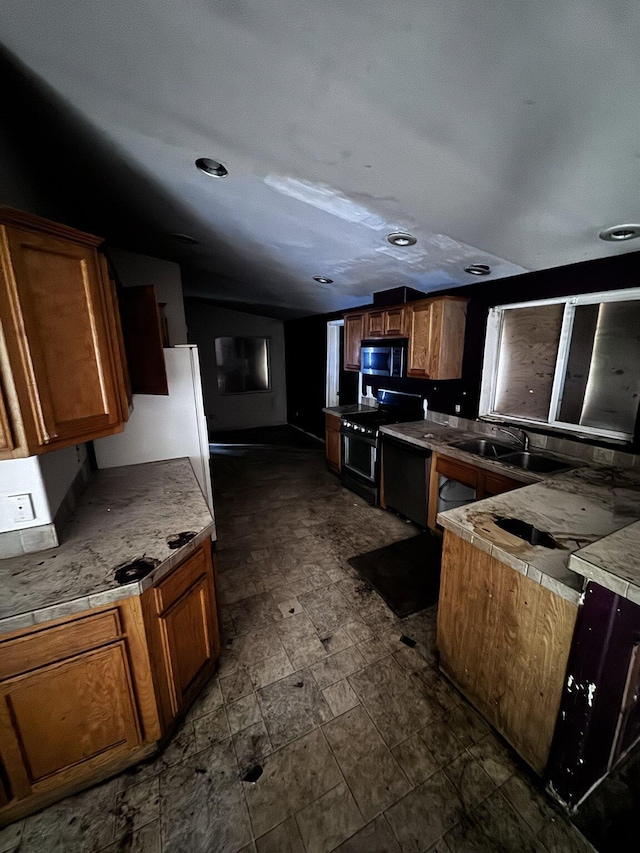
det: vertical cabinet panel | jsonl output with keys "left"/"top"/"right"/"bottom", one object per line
{"left": 161, "top": 577, "right": 213, "bottom": 714}
{"left": 437, "top": 532, "right": 577, "bottom": 774}
{"left": 344, "top": 313, "right": 365, "bottom": 371}
{"left": 149, "top": 543, "right": 220, "bottom": 724}
{"left": 325, "top": 413, "right": 341, "bottom": 473}
{"left": 119, "top": 286, "right": 168, "bottom": 396}
{"left": 408, "top": 301, "right": 440, "bottom": 377}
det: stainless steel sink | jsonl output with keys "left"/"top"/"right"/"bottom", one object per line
{"left": 500, "top": 451, "right": 571, "bottom": 473}
{"left": 451, "top": 439, "right": 516, "bottom": 458}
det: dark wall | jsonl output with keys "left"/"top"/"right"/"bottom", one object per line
{"left": 286, "top": 251, "right": 640, "bottom": 443}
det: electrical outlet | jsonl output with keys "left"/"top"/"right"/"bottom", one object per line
{"left": 8, "top": 494, "right": 35, "bottom": 523}
{"left": 455, "top": 404, "right": 461, "bottom": 413}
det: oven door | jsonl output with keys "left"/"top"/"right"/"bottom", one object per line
{"left": 342, "top": 430, "right": 377, "bottom": 483}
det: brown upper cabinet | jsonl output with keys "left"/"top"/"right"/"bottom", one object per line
{"left": 0, "top": 209, "right": 130, "bottom": 458}
{"left": 344, "top": 296, "right": 467, "bottom": 378}
{"left": 407, "top": 297, "right": 467, "bottom": 379}
{"left": 344, "top": 312, "right": 365, "bottom": 371}
{"left": 365, "top": 306, "right": 408, "bottom": 339}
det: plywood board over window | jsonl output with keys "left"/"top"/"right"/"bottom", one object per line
{"left": 480, "top": 287, "right": 640, "bottom": 443}
{"left": 494, "top": 304, "right": 564, "bottom": 421}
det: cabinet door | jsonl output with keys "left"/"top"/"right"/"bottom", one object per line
{"left": 0, "top": 643, "right": 141, "bottom": 797}
{"left": 407, "top": 301, "right": 440, "bottom": 377}
{"left": 344, "top": 314, "right": 365, "bottom": 371}
{"left": 325, "top": 415, "right": 341, "bottom": 472}
{"left": 151, "top": 544, "right": 220, "bottom": 721}
{"left": 366, "top": 311, "right": 385, "bottom": 338}
{"left": 384, "top": 306, "right": 407, "bottom": 337}
{"left": 0, "top": 226, "right": 123, "bottom": 448}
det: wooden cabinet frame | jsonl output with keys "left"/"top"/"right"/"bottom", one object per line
{"left": 325, "top": 412, "right": 341, "bottom": 473}
{"left": 427, "top": 451, "right": 525, "bottom": 530}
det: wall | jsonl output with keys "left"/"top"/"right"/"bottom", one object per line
{"left": 184, "top": 300, "right": 287, "bottom": 433}
{"left": 108, "top": 248, "right": 188, "bottom": 346}
{"left": 93, "top": 346, "right": 212, "bottom": 509}
{"left": 0, "top": 457, "right": 49, "bottom": 532}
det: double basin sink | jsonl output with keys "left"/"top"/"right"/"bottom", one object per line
{"left": 451, "top": 438, "right": 571, "bottom": 474}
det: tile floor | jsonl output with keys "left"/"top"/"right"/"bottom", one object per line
{"left": 0, "top": 434, "right": 598, "bottom": 853}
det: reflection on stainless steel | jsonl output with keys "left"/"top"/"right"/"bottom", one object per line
{"left": 214, "top": 336, "right": 271, "bottom": 394}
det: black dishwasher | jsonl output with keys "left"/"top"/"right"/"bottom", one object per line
{"left": 382, "top": 437, "right": 431, "bottom": 527}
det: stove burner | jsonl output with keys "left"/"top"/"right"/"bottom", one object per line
{"left": 167, "top": 531, "right": 197, "bottom": 550}
{"left": 114, "top": 557, "right": 160, "bottom": 585}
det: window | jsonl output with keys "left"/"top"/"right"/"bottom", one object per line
{"left": 479, "top": 288, "right": 640, "bottom": 442}
{"left": 214, "top": 336, "right": 271, "bottom": 395}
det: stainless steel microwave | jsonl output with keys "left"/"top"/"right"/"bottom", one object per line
{"left": 360, "top": 339, "right": 407, "bottom": 377}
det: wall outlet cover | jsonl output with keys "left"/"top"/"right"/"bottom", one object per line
{"left": 8, "top": 493, "right": 35, "bottom": 523}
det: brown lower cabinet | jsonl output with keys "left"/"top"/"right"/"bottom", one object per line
{"left": 427, "top": 452, "right": 525, "bottom": 530}
{"left": 437, "top": 532, "right": 578, "bottom": 775}
{"left": 325, "top": 412, "right": 341, "bottom": 473}
{"left": 0, "top": 541, "right": 219, "bottom": 825}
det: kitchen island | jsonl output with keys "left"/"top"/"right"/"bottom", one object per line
{"left": 0, "top": 458, "right": 220, "bottom": 825}
{"left": 379, "top": 418, "right": 640, "bottom": 788}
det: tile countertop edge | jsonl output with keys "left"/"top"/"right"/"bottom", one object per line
{"left": 0, "top": 523, "right": 217, "bottom": 636}
{"left": 322, "top": 404, "right": 377, "bottom": 416}
{"left": 437, "top": 514, "right": 583, "bottom": 605}
{"left": 0, "top": 458, "right": 217, "bottom": 636}
{"left": 568, "top": 520, "right": 640, "bottom": 603}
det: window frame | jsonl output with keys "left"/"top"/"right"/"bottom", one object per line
{"left": 479, "top": 287, "right": 640, "bottom": 443}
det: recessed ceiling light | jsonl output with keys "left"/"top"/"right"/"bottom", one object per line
{"left": 170, "top": 233, "right": 199, "bottom": 245}
{"left": 387, "top": 232, "right": 417, "bottom": 247}
{"left": 195, "top": 157, "right": 228, "bottom": 178}
{"left": 598, "top": 224, "right": 640, "bottom": 242}
{"left": 313, "top": 276, "right": 333, "bottom": 284}
{"left": 464, "top": 263, "right": 491, "bottom": 276}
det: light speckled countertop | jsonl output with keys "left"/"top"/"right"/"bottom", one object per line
{"left": 322, "top": 404, "right": 377, "bottom": 416}
{"left": 569, "top": 521, "right": 640, "bottom": 605}
{"left": 0, "top": 458, "right": 216, "bottom": 634}
{"left": 381, "top": 419, "right": 640, "bottom": 605}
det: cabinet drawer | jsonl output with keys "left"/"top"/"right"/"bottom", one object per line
{"left": 155, "top": 545, "right": 208, "bottom": 614}
{"left": 0, "top": 609, "right": 122, "bottom": 681}
{"left": 435, "top": 456, "right": 478, "bottom": 489}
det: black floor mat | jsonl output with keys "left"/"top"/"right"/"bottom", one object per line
{"left": 348, "top": 532, "right": 442, "bottom": 618}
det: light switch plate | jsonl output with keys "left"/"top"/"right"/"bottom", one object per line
{"left": 8, "top": 493, "right": 35, "bottom": 523}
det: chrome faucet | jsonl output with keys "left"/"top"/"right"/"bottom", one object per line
{"left": 496, "top": 426, "right": 530, "bottom": 452}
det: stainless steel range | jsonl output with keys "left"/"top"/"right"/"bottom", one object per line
{"left": 340, "top": 389, "right": 422, "bottom": 504}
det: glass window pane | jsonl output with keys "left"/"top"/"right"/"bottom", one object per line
{"left": 494, "top": 304, "right": 564, "bottom": 420}
{"left": 214, "top": 337, "right": 271, "bottom": 394}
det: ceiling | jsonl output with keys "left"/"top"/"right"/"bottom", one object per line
{"left": 1, "top": 1, "right": 640, "bottom": 317}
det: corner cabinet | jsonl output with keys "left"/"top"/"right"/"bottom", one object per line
{"left": 0, "top": 541, "right": 220, "bottom": 825}
{"left": 344, "top": 297, "right": 467, "bottom": 378}
{"left": 0, "top": 209, "right": 129, "bottom": 458}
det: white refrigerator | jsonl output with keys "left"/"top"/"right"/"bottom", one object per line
{"left": 93, "top": 344, "right": 213, "bottom": 510}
